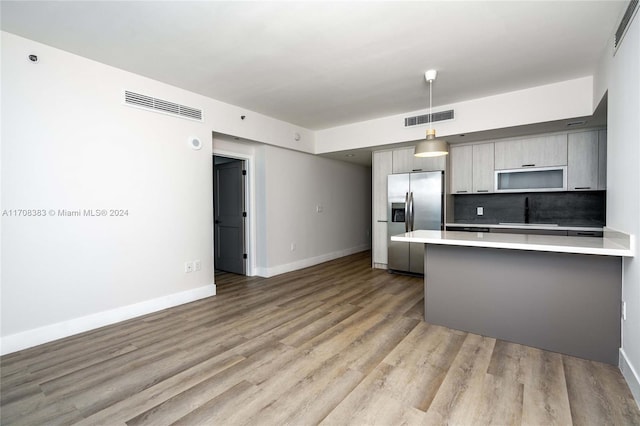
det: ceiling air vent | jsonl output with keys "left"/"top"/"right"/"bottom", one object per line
{"left": 124, "top": 91, "right": 203, "bottom": 121}
{"left": 614, "top": 0, "right": 639, "bottom": 53}
{"left": 404, "top": 109, "right": 454, "bottom": 127}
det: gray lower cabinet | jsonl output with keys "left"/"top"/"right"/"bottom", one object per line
{"left": 424, "top": 244, "right": 622, "bottom": 364}
{"left": 490, "top": 228, "right": 568, "bottom": 236}
{"left": 373, "top": 221, "right": 388, "bottom": 265}
{"left": 446, "top": 227, "right": 602, "bottom": 237}
{"left": 567, "top": 230, "right": 603, "bottom": 237}
{"left": 446, "top": 226, "right": 491, "bottom": 232}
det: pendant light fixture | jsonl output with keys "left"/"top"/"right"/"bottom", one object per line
{"left": 414, "top": 70, "right": 449, "bottom": 157}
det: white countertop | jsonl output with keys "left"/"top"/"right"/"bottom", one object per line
{"left": 391, "top": 228, "right": 635, "bottom": 257}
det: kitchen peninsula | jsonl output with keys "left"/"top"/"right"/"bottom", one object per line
{"left": 391, "top": 229, "right": 635, "bottom": 365}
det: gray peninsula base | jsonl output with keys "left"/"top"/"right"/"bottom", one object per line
{"left": 424, "top": 244, "right": 622, "bottom": 365}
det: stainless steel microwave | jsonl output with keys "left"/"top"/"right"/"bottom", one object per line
{"left": 495, "top": 166, "right": 567, "bottom": 192}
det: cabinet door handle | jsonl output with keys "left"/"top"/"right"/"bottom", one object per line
{"left": 377, "top": 220, "right": 388, "bottom": 223}
{"left": 456, "top": 190, "right": 468, "bottom": 193}
{"left": 574, "top": 187, "right": 591, "bottom": 190}
{"left": 476, "top": 190, "right": 489, "bottom": 193}
{"left": 522, "top": 164, "right": 536, "bottom": 167}
{"left": 412, "top": 169, "right": 423, "bottom": 172}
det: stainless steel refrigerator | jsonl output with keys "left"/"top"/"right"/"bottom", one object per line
{"left": 387, "top": 171, "right": 444, "bottom": 274}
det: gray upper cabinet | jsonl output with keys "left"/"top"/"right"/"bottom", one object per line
{"left": 450, "top": 145, "right": 472, "bottom": 194}
{"left": 598, "top": 130, "right": 607, "bottom": 190}
{"left": 392, "top": 148, "right": 415, "bottom": 174}
{"left": 392, "top": 147, "right": 446, "bottom": 173}
{"left": 450, "top": 142, "right": 494, "bottom": 194}
{"left": 494, "top": 134, "right": 567, "bottom": 170}
{"left": 568, "top": 131, "right": 598, "bottom": 191}
{"left": 373, "top": 150, "right": 393, "bottom": 220}
{"left": 472, "top": 143, "right": 494, "bottom": 193}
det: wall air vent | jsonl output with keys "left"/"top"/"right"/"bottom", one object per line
{"left": 614, "top": 0, "right": 639, "bottom": 53}
{"left": 124, "top": 91, "right": 203, "bottom": 121}
{"left": 404, "top": 109, "right": 454, "bottom": 127}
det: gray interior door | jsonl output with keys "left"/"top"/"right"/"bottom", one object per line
{"left": 213, "top": 158, "right": 246, "bottom": 274}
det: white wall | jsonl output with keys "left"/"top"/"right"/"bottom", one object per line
{"left": 0, "top": 32, "right": 352, "bottom": 354}
{"left": 315, "top": 77, "right": 594, "bottom": 153}
{"left": 210, "top": 136, "right": 371, "bottom": 278}
{"left": 0, "top": 32, "right": 218, "bottom": 352}
{"left": 258, "top": 145, "right": 371, "bottom": 277}
{"left": 598, "top": 13, "right": 640, "bottom": 402}
{"left": 1, "top": 32, "right": 372, "bottom": 353}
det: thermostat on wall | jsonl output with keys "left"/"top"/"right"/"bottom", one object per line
{"left": 189, "top": 137, "right": 202, "bottom": 150}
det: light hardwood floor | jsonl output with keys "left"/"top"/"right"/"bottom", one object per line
{"left": 1, "top": 251, "right": 639, "bottom": 425}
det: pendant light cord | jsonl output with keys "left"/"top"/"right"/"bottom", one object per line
{"left": 429, "top": 79, "right": 433, "bottom": 132}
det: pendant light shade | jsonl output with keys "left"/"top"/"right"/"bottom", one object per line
{"left": 415, "top": 70, "right": 448, "bottom": 158}
{"left": 415, "top": 129, "right": 449, "bottom": 157}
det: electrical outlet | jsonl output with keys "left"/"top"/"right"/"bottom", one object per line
{"left": 194, "top": 260, "right": 202, "bottom": 271}
{"left": 290, "top": 242, "right": 296, "bottom": 252}
{"left": 316, "top": 204, "right": 323, "bottom": 213}
{"left": 477, "top": 207, "right": 484, "bottom": 216}
{"left": 184, "top": 262, "right": 193, "bottom": 273}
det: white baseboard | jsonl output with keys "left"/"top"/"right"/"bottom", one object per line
{"left": 0, "top": 284, "right": 216, "bottom": 356}
{"left": 620, "top": 348, "right": 640, "bottom": 409}
{"left": 255, "top": 244, "right": 371, "bottom": 278}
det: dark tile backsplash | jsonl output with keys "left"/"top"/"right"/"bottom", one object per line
{"left": 453, "top": 191, "right": 606, "bottom": 227}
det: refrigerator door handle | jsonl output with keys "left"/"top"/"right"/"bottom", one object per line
{"left": 404, "top": 192, "right": 409, "bottom": 232}
{"left": 409, "top": 192, "right": 415, "bottom": 231}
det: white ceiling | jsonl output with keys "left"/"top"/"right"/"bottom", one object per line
{"left": 1, "top": 1, "right": 626, "bottom": 131}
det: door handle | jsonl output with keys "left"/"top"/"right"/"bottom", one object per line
{"left": 409, "top": 192, "right": 415, "bottom": 231}
{"left": 404, "top": 192, "right": 409, "bottom": 232}
{"left": 215, "top": 220, "right": 221, "bottom": 224}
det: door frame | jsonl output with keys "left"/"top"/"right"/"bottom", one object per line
{"left": 212, "top": 149, "right": 255, "bottom": 276}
